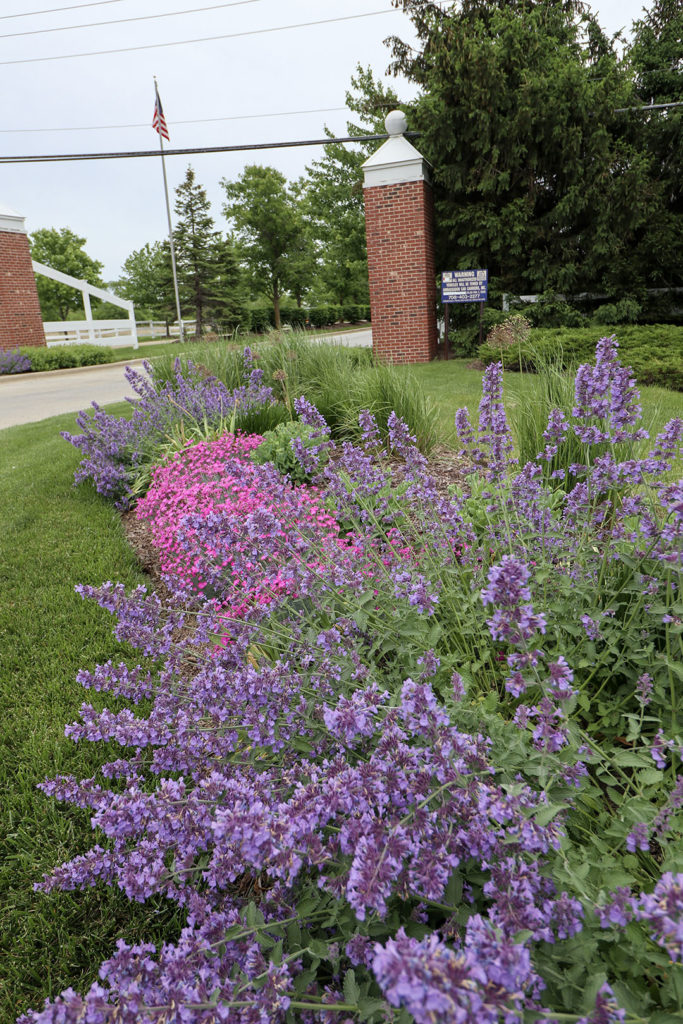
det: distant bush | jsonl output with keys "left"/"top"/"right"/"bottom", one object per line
{"left": 307, "top": 305, "right": 341, "bottom": 328}
{"left": 283, "top": 307, "right": 307, "bottom": 329}
{"left": 522, "top": 292, "right": 587, "bottom": 328}
{"left": 0, "top": 349, "right": 31, "bottom": 374}
{"left": 19, "top": 344, "right": 120, "bottom": 371}
{"left": 479, "top": 325, "right": 683, "bottom": 390}
{"left": 341, "top": 303, "right": 360, "bottom": 323}
{"left": 592, "top": 297, "right": 642, "bottom": 325}
{"left": 248, "top": 308, "right": 275, "bottom": 334}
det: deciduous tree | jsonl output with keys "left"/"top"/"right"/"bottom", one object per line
{"left": 30, "top": 227, "right": 103, "bottom": 321}
{"left": 221, "top": 165, "right": 311, "bottom": 328}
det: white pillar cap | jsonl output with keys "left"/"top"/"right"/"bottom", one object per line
{"left": 0, "top": 203, "right": 27, "bottom": 234}
{"left": 362, "top": 110, "right": 431, "bottom": 188}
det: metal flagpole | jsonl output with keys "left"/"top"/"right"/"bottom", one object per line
{"left": 154, "top": 77, "right": 184, "bottom": 343}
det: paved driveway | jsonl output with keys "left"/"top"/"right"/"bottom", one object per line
{"left": 0, "top": 360, "right": 149, "bottom": 431}
{"left": 0, "top": 330, "right": 373, "bottom": 430}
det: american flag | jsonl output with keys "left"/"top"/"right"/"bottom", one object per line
{"left": 152, "top": 88, "right": 170, "bottom": 142}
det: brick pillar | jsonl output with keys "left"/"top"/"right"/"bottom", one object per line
{"left": 362, "top": 111, "right": 437, "bottom": 364}
{"left": 0, "top": 204, "right": 46, "bottom": 352}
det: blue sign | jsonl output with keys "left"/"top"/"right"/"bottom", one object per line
{"left": 441, "top": 269, "right": 488, "bottom": 303}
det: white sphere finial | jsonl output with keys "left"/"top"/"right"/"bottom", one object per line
{"left": 385, "top": 110, "right": 408, "bottom": 137}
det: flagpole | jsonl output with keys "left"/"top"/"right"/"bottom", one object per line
{"left": 154, "top": 77, "right": 184, "bottom": 343}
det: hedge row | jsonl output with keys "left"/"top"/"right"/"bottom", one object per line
{"left": 11, "top": 344, "right": 121, "bottom": 374}
{"left": 247, "top": 304, "right": 371, "bottom": 333}
{"left": 478, "top": 325, "right": 683, "bottom": 391}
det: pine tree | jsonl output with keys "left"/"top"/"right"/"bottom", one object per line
{"left": 174, "top": 167, "right": 236, "bottom": 336}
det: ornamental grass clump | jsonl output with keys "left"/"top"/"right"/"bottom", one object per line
{"left": 24, "top": 336, "right": 683, "bottom": 1022}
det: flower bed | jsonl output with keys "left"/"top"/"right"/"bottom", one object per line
{"left": 23, "top": 337, "right": 683, "bottom": 1023}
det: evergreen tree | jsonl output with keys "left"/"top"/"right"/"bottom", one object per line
{"left": 385, "top": 0, "right": 649, "bottom": 298}
{"left": 301, "top": 66, "right": 401, "bottom": 305}
{"left": 626, "top": 0, "right": 683, "bottom": 299}
{"left": 173, "top": 167, "right": 222, "bottom": 336}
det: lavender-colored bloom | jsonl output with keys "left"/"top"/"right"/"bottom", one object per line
{"left": 631, "top": 872, "right": 683, "bottom": 963}
{"left": 538, "top": 408, "right": 569, "bottom": 461}
{"left": 546, "top": 657, "right": 577, "bottom": 701}
{"left": 451, "top": 671, "right": 466, "bottom": 701}
{"left": 576, "top": 983, "right": 626, "bottom": 1023}
{"left": 372, "top": 921, "right": 537, "bottom": 1024}
{"left": 482, "top": 556, "right": 531, "bottom": 608}
{"left": 573, "top": 336, "right": 644, "bottom": 447}
{"left": 651, "top": 729, "right": 674, "bottom": 769}
{"left": 626, "top": 822, "right": 650, "bottom": 853}
{"left": 635, "top": 672, "right": 653, "bottom": 707}
{"left": 596, "top": 887, "right": 634, "bottom": 928}
{"left": 0, "top": 348, "right": 31, "bottom": 374}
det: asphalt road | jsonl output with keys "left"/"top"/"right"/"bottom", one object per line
{"left": 0, "top": 329, "right": 373, "bottom": 431}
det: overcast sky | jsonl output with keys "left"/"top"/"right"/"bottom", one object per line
{"left": 1, "top": 0, "right": 651, "bottom": 282}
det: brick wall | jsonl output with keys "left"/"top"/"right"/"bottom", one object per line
{"left": 0, "top": 229, "right": 46, "bottom": 352}
{"left": 363, "top": 179, "right": 437, "bottom": 364}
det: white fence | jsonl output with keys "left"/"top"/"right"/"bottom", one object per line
{"left": 44, "top": 319, "right": 138, "bottom": 348}
{"left": 136, "top": 320, "right": 196, "bottom": 339}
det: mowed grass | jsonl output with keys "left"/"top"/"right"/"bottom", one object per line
{"left": 0, "top": 406, "right": 182, "bottom": 1022}
{"left": 0, "top": 357, "right": 680, "bottom": 1019}
{"left": 408, "top": 359, "right": 682, "bottom": 473}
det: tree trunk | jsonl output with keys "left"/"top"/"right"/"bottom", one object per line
{"left": 273, "top": 280, "right": 281, "bottom": 330}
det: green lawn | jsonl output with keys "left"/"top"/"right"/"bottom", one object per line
{"left": 408, "top": 358, "right": 682, "bottom": 465}
{"left": 0, "top": 407, "right": 182, "bottom": 1022}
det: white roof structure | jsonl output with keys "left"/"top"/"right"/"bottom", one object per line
{"left": 362, "top": 111, "right": 431, "bottom": 188}
{"left": 0, "top": 203, "right": 26, "bottom": 234}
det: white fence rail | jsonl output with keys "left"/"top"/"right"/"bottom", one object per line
{"left": 44, "top": 320, "right": 138, "bottom": 348}
{"left": 136, "top": 320, "right": 196, "bottom": 339}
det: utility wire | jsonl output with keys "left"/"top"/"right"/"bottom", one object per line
{"left": 0, "top": 8, "right": 395, "bottom": 65}
{"left": 614, "top": 100, "right": 683, "bottom": 112}
{"left": 0, "top": 133, "right": 422, "bottom": 163}
{"left": 0, "top": 106, "right": 349, "bottom": 134}
{"left": 0, "top": 0, "right": 121, "bottom": 19}
{"left": 0, "top": 0, "right": 264, "bottom": 39}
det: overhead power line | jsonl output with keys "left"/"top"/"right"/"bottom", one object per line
{"left": 0, "top": 133, "right": 422, "bottom": 163}
{"left": 0, "top": 8, "right": 394, "bottom": 65}
{"left": 614, "top": 100, "right": 683, "bottom": 112}
{"left": 0, "top": 106, "right": 349, "bottom": 134}
{"left": 0, "top": 0, "right": 122, "bottom": 19}
{"left": 0, "top": 0, "right": 264, "bottom": 39}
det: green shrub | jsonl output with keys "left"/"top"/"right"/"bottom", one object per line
{"left": 341, "top": 303, "right": 360, "bottom": 323}
{"left": 19, "top": 344, "right": 120, "bottom": 371}
{"left": 592, "top": 297, "right": 642, "bottom": 325}
{"left": 479, "top": 325, "right": 683, "bottom": 390}
{"left": 250, "top": 421, "right": 327, "bottom": 483}
{"left": 283, "top": 307, "right": 307, "bottom": 329}
{"left": 521, "top": 292, "right": 587, "bottom": 328}
{"left": 249, "top": 308, "right": 274, "bottom": 333}
{"left": 306, "top": 305, "right": 341, "bottom": 328}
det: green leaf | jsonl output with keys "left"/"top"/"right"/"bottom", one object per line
{"left": 358, "top": 997, "right": 387, "bottom": 1021}
{"left": 343, "top": 969, "right": 361, "bottom": 1006}
{"left": 638, "top": 767, "right": 664, "bottom": 786}
{"left": 535, "top": 803, "right": 568, "bottom": 826}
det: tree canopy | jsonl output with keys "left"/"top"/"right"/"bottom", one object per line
{"left": 30, "top": 227, "right": 103, "bottom": 321}
{"left": 221, "top": 165, "right": 312, "bottom": 328}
